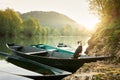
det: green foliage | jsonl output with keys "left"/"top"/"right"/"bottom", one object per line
{"left": 62, "top": 24, "right": 72, "bottom": 36}
{"left": 20, "top": 11, "right": 89, "bottom": 36}
{"left": 0, "top": 8, "right": 22, "bottom": 37}
{"left": 50, "top": 28, "right": 61, "bottom": 36}
{"left": 0, "top": 9, "right": 89, "bottom": 37}
{"left": 87, "top": 0, "right": 120, "bottom": 63}
{"left": 22, "top": 18, "right": 41, "bottom": 36}
{"left": 89, "top": 0, "right": 120, "bottom": 20}
{"left": 88, "top": 0, "right": 120, "bottom": 46}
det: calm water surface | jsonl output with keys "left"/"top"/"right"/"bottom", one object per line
{"left": 0, "top": 36, "right": 90, "bottom": 79}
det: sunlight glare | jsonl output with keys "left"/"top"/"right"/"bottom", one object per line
{"left": 84, "top": 17, "right": 99, "bottom": 30}
{"left": 85, "top": 18, "right": 99, "bottom": 31}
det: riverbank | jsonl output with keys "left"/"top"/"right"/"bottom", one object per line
{"left": 62, "top": 61, "right": 120, "bottom": 80}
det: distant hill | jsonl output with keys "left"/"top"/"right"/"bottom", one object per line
{"left": 20, "top": 11, "right": 86, "bottom": 30}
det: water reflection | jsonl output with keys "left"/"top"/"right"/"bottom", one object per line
{"left": 0, "top": 72, "right": 32, "bottom": 80}
{"left": 0, "top": 60, "right": 42, "bottom": 76}
{"left": 0, "top": 60, "right": 39, "bottom": 80}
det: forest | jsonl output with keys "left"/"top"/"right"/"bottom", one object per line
{"left": 0, "top": 9, "right": 89, "bottom": 38}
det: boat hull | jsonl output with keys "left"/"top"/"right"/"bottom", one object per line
{"left": 15, "top": 52, "right": 109, "bottom": 72}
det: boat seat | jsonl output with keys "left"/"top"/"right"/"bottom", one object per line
{"left": 25, "top": 51, "right": 48, "bottom": 56}
{"left": 10, "top": 46, "right": 23, "bottom": 51}
{"left": 47, "top": 49, "right": 58, "bottom": 52}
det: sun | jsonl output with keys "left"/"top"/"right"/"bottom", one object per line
{"left": 83, "top": 16, "right": 100, "bottom": 31}
{"left": 75, "top": 14, "right": 100, "bottom": 31}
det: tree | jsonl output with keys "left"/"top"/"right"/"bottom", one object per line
{"left": 50, "top": 28, "right": 61, "bottom": 36}
{"left": 0, "top": 11, "right": 6, "bottom": 36}
{"left": 43, "top": 27, "right": 51, "bottom": 36}
{"left": 40, "top": 27, "right": 47, "bottom": 36}
{"left": 89, "top": 0, "right": 120, "bottom": 20}
{"left": 62, "top": 24, "right": 72, "bottom": 36}
{"left": 22, "top": 18, "right": 40, "bottom": 36}
{"left": 0, "top": 8, "right": 22, "bottom": 37}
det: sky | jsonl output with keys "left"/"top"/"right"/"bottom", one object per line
{"left": 0, "top": 0, "right": 100, "bottom": 30}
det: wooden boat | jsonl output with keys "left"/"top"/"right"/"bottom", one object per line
{"left": 0, "top": 52, "right": 71, "bottom": 80}
{"left": 6, "top": 44, "right": 111, "bottom": 72}
{"left": 6, "top": 43, "right": 48, "bottom": 56}
{"left": 7, "top": 43, "right": 74, "bottom": 58}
